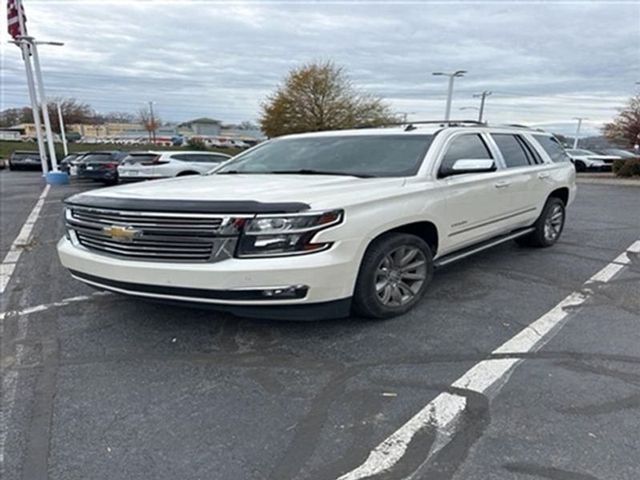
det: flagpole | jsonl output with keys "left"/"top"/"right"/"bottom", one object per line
{"left": 26, "top": 38, "right": 58, "bottom": 171}
{"left": 14, "top": 0, "right": 48, "bottom": 174}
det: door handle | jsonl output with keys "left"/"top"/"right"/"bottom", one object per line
{"left": 538, "top": 172, "right": 550, "bottom": 179}
{"left": 494, "top": 181, "right": 510, "bottom": 188}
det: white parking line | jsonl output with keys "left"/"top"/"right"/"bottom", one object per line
{"left": 338, "top": 239, "right": 640, "bottom": 480}
{"left": 0, "top": 291, "right": 111, "bottom": 322}
{"left": 0, "top": 185, "right": 50, "bottom": 295}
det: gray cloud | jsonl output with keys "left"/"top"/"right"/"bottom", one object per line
{"left": 1, "top": 0, "right": 638, "bottom": 135}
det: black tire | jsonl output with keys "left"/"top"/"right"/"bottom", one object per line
{"left": 515, "top": 197, "right": 566, "bottom": 248}
{"left": 574, "top": 161, "right": 586, "bottom": 172}
{"left": 352, "top": 233, "right": 433, "bottom": 319}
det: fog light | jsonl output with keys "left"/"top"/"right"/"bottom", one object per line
{"left": 261, "top": 285, "right": 308, "bottom": 299}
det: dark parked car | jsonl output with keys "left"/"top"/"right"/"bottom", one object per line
{"left": 77, "top": 151, "right": 127, "bottom": 184}
{"left": 8, "top": 151, "right": 43, "bottom": 171}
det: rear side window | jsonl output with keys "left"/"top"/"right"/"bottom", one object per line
{"left": 533, "top": 135, "right": 570, "bottom": 163}
{"left": 492, "top": 134, "right": 531, "bottom": 168}
{"left": 200, "top": 154, "right": 228, "bottom": 163}
{"left": 439, "top": 134, "right": 492, "bottom": 176}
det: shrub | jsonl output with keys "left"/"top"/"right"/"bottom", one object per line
{"left": 187, "top": 137, "right": 207, "bottom": 151}
{"left": 614, "top": 158, "right": 640, "bottom": 177}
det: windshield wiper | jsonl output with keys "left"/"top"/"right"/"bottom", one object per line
{"left": 269, "top": 169, "right": 375, "bottom": 178}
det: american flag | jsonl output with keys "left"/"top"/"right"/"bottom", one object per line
{"left": 7, "top": 0, "right": 27, "bottom": 40}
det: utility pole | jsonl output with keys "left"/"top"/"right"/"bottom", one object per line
{"left": 573, "top": 117, "right": 587, "bottom": 149}
{"left": 57, "top": 102, "right": 68, "bottom": 156}
{"left": 149, "top": 101, "right": 156, "bottom": 144}
{"left": 473, "top": 90, "right": 492, "bottom": 123}
{"left": 432, "top": 70, "right": 467, "bottom": 121}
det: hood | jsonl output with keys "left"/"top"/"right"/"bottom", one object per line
{"left": 69, "top": 174, "right": 409, "bottom": 211}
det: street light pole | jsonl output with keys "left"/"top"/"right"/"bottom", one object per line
{"left": 473, "top": 90, "right": 492, "bottom": 123}
{"left": 57, "top": 102, "right": 68, "bottom": 156}
{"left": 433, "top": 70, "right": 467, "bottom": 121}
{"left": 573, "top": 117, "right": 587, "bottom": 149}
{"left": 23, "top": 37, "right": 59, "bottom": 171}
{"left": 13, "top": 39, "right": 48, "bottom": 174}
{"left": 149, "top": 101, "right": 156, "bottom": 144}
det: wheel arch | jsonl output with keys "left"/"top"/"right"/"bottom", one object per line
{"left": 365, "top": 220, "right": 439, "bottom": 258}
{"left": 548, "top": 187, "right": 569, "bottom": 206}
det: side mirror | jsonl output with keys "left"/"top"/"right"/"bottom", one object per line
{"left": 442, "top": 159, "right": 496, "bottom": 177}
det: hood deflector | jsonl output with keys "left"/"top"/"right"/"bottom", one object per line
{"left": 65, "top": 194, "right": 310, "bottom": 214}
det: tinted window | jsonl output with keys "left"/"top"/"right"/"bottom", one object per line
{"left": 200, "top": 154, "right": 228, "bottom": 163}
{"left": 216, "top": 135, "right": 434, "bottom": 177}
{"left": 534, "top": 135, "right": 570, "bottom": 163}
{"left": 493, "top": 134, "right": 531, "bottom": 168}
{"left": 81, "top": 153, "right": 114, "bottom": 163}
{"left": 439, "top": 134, "right": 492, "bottom": 176}
{"left": 12, "top": 152, "right": 40, "bottom": 160}
{"left": 171, "top": 154, "right": 191, "bottom": 162}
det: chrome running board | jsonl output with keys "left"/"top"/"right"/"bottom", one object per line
{"left": 434, "top": 227, "right": 535, "bottom": 268}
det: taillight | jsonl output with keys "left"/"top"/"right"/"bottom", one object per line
{"left": 105, "top": 162, "right": 119, "bottom": 169}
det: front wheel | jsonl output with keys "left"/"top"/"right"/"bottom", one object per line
{"left": 352, "top": 233, "right": 434, "bottom": 319}
{"left": 516, "top": 197, "right": 565, "bottom": 248}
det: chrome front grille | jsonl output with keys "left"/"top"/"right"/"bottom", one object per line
{"left": 66, "top": 206, "right": 242, "bottom": 262}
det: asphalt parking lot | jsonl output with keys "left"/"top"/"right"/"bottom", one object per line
{"left": 1, "top": 170, "right": 639, "bottom": 480}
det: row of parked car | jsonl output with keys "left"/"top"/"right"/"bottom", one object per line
{"left": 7, "top": 149, "right": 233, "bottom": 184}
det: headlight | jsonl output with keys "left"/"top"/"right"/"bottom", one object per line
{"left": 237, "top": 210, "right": 343, "bottom": 257}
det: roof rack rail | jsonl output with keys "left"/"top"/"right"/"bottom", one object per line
{"left": 355, "top": 119, "right": 487, "bottom": 131}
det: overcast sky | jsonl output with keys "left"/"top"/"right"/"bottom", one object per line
{"left": 1, "top": 0, "right": 639, "bottom": 136}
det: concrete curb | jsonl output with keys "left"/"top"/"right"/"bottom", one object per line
{"left": 577, "top": 177, "right": 640, "bottom": 187}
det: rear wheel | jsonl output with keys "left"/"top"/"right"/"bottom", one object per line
{"left": 516, "top": 197, "right": 565, "bottom": 248}
{"left": 352, "top": 233, "right": 433, "bottom": 319}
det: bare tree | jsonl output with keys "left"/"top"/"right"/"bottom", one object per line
{"left": 139, "top": 103, "right": 161, "bottom": 143}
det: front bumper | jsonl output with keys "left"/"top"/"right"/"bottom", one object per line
{"left": 57, "top": 237, "right": 358, "bottom": 319}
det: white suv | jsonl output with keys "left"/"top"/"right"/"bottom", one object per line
{"left": 117, "top": 151, "right": 232, "bottom": 181}
{"left": 58, "top": 122, "right": 576, "bottom": 320}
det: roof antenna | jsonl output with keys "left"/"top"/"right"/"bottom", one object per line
{"left": 404, "top": 123, "right": 416, "bottom": 131}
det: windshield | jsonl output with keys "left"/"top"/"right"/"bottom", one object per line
{"left": 215, "top": 135, "right": 434, "bottom": 177}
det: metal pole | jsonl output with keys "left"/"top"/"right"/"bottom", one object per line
{"left": 57, "top": 102, "right": 68, "bottom": 156}
{"left": 573, "top": 118, "right": 583, "bottom": 149}
{"left": 17, "top": 42, "right": 48, "bottom": 174}
{"left": 27, "top": 39, "right": 58, "bottom": 171}
{"left": 149, "top": 101, "right": 156, "bottom": 143}
{"left": 444, "top": 75, "right": 455, "bottom": 121}
{"left": 14, "top": 0, "right": 48, "bottom": 174}
{"left": 473, "top": 91, "right": 491, "bottom": 123}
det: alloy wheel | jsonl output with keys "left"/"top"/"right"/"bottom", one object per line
{"left": 374, "top": 246, "right": 427, "bottom": 307}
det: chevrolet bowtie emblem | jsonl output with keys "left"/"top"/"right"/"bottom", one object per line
{"left": 103, "top": 225, "right": 141, "bottom": 242}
